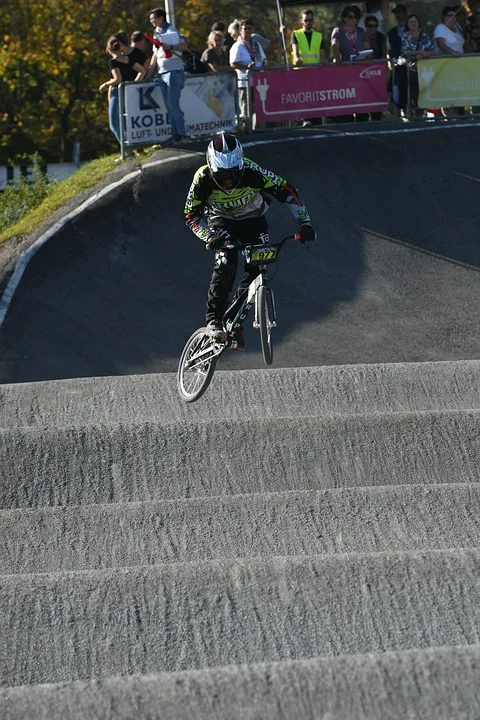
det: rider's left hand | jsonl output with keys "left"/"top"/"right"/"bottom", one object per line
{"left": 298, "top": 222, "right": 316, "bottom": 244}
{"left": 205, "top": 235, "right": 226, "bottom": 251}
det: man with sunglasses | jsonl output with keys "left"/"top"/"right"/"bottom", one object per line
{"left": 291, "top": 10, "right": 326, "bottom": 66}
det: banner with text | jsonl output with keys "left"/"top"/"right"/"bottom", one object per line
{"left": 253, "top": 63, "right": 388, "bottom": 121}
{"left": 123, "top": 73, "right": 237, "bottom": 145}
{"left": 417, "top": 56, "right": 480, "bottom": 108}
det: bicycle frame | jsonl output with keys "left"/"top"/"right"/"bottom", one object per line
{"left": 184, "top": 234, "right": 294, "bottom": 366}
{"left": 223, "top": 234, "right": 293, "bottom": 335}
{"left": 178, "top": 233, "right": 300, "bottom": 401}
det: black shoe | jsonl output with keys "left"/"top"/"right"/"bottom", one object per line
{"left": 206, "top": 320, "right": 226, "bottom": 342}
{"left": 229, "top": 327, "right": 245, "bottom": 351}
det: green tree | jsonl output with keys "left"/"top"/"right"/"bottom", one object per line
{"left": 0, "top": 0, "right": 145, "bottom": 163}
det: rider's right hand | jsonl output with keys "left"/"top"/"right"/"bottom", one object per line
{"left": 298, "top": 222, "right": 316, "bottom": 244}
{"left": 205, "top": 235, "right": 226, "bottom": 251}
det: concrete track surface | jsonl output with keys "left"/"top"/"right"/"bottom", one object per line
{"left": 2, "top": 127, "right": 480, "bottom": 718}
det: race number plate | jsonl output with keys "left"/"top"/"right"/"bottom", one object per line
{"left": 250, "top": 246, "right": 278, "bottom": 263}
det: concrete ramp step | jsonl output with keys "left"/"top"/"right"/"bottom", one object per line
{"left": 2, "top": 645, "right": 480, "bottom": 720}
{"left": 2, "top": 360, "right": 480, "bottom": 429}
{"left": 2, "top": 410, "right": 480, "bottom": 508}
{"left": 2, "top": 484, "right": 480, "bottom": 574}
{"left": 2, "top": 550, "right": 480, "bottom": 686}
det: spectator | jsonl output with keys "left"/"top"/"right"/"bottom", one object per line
{"left": 359, "top": 0, "right": 389, "bottom": 33}
{"left": 387, "top": 4, "right": 408, "bottom": 113}
{"left": 230, "top": 18, "right": 267, "bottom": 126}
{"left": 116, "top": 30, "right": 131, "bottom": 47}
{"left": 331, "top": 6, "right": 370, "bottom": 122}
{"left": 434, "top": 6, "right": 465, "bottom": 55}
{"left": 331, "top": 6, "right": 369, "bottom": 63}
{"left": 364, "top": 14, "right": 386, "bottom": 58}
{"left": 291, "top": 9, "right": 327, "bottom": 66}
{"left": 364, "top": 14, "right": 386, "bottom": 120}
{"left": 183, "top": 47, "right": 209, "bottom": 75}
{"left": 146, "top": 7, "right": 189, "bottom": 143}
{"left": 228, "top": 19, "right": 241, "bottom": 46}
{"left": 434, "top": 6, "right": 466, "bottom": 116}
{"left": 131, "top": 31, "right": 149, "bottom": 54}
{"left": 387, "top": 4, "right": 409, "bottom": 60}
{"left": 131, "top": 31, "right": 151, "bottom": 68}
{"left": 212, "top": 21, "right": 234, "bottom": 53}
{"left": 99, "top": 35, "right": 147, "bottom": 158}
{"left": 250, "top": 23, "right": 287, "bottom": 54}
{"left": 399, "top": 14, "right": 435, "bottom": 116}
{"left": 201, "top": 31, "right": 230, "bottom": 71}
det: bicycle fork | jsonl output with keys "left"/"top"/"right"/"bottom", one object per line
{"left": 252, "top": 277, "right": 277, "bottom": 330}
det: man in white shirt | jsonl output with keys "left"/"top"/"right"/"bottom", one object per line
{"left": 146, "top": 7, "right": 189, "bottom": 142}
{"left": 230, "top": 18, "right": 267, "bottom": 122}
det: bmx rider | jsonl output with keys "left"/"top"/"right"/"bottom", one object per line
{"left": 184, "top": 132, "right": 316, "bottom": 350}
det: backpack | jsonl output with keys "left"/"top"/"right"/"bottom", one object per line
{"left": 183, "top": 51, "right": 209, "bottom": 74}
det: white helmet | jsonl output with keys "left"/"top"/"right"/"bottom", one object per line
{"left": 206, "top": 133, "right": 244, "bottom": 192}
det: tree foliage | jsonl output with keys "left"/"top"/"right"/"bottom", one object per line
{"left": 0, "top": 0, "right": 339, "bottom": 163}
{"left": 0, "top": 0, "right": 146, "bottom": 163}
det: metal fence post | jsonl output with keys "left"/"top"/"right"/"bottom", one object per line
{"left": 245, "top": 69, "right": 253, "bottom": 133}
{"left": 119, "top": 83, "right": 125, "bottom": 161}
{"left": 406, "top": 63, "right": 412, "bottom": 120}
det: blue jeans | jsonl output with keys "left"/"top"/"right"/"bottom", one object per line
{"left": 156, "top": 70, "right": 185, "bottom": 137}
{"left": 108, "top": 86, "right": 121, "bottom": 144}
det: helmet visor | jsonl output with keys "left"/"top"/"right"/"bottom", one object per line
{"left": 213, "top": 168, "right": 242, "bottom": 191}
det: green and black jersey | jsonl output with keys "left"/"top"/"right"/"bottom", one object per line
{"left": 184, "top": 157, "right": 311, "bottom": 242}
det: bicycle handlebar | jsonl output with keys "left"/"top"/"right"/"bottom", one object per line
{"left": 224, "top": 234, "right": 298, "bottom": 250}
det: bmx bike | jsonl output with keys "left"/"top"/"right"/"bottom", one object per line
{"left": 177, "top": 233, "right": 296, "bottom": 403}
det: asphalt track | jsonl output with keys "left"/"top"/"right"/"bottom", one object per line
{"left": 1, "top": 125, "right": 480, "bottom": 381}
{"left": 1, "top": 125, "right": 480, "bottom": 718}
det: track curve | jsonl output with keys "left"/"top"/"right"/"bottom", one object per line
{"left": 1, "top": 126, "right": 480, "bottom": 383}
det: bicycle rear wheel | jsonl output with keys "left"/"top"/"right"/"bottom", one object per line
{"left": 177, "top": 328, "right": 219, "bottom": 402}
{"left": 257, "top": 285, "right": 275, "bottom": 366}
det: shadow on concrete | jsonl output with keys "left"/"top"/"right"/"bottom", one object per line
{"left": 0, "top": 126, "right": 480, "bottom": 383}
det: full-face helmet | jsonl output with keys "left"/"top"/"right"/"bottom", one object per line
{"left": 206, "top": 133, "right": 244, "bottom": 192}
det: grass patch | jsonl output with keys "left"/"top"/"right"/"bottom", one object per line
{"left": 0, "top": 149, "right": 155, "bottom": 249}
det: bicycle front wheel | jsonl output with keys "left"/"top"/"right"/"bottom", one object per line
{"left": 177, "top": 328, "right": 219, "bottom": 402}
{"left": 257, "top": 285, "right": 275, "bottom": 366}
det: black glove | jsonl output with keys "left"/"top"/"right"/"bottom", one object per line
{"left": 298, "top": 222, "right": 316, "bottom": 244}
{"left": 205, "top": 235, "right": 226, "bottom": 251}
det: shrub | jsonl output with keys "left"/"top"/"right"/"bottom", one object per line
{"left": 0, "top": 158, "right": 56, "bottom": 234}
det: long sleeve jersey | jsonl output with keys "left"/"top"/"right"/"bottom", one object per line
{"left": 184, "top": 157, "right": 311, "bottom": 242}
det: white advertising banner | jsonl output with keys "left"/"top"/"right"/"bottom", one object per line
{"left": 123, "top": 73, "right": 237, "bottom": 146}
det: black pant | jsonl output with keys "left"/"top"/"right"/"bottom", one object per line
{"left": 206, "top": 215, "right": 269, "bottom": 324}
